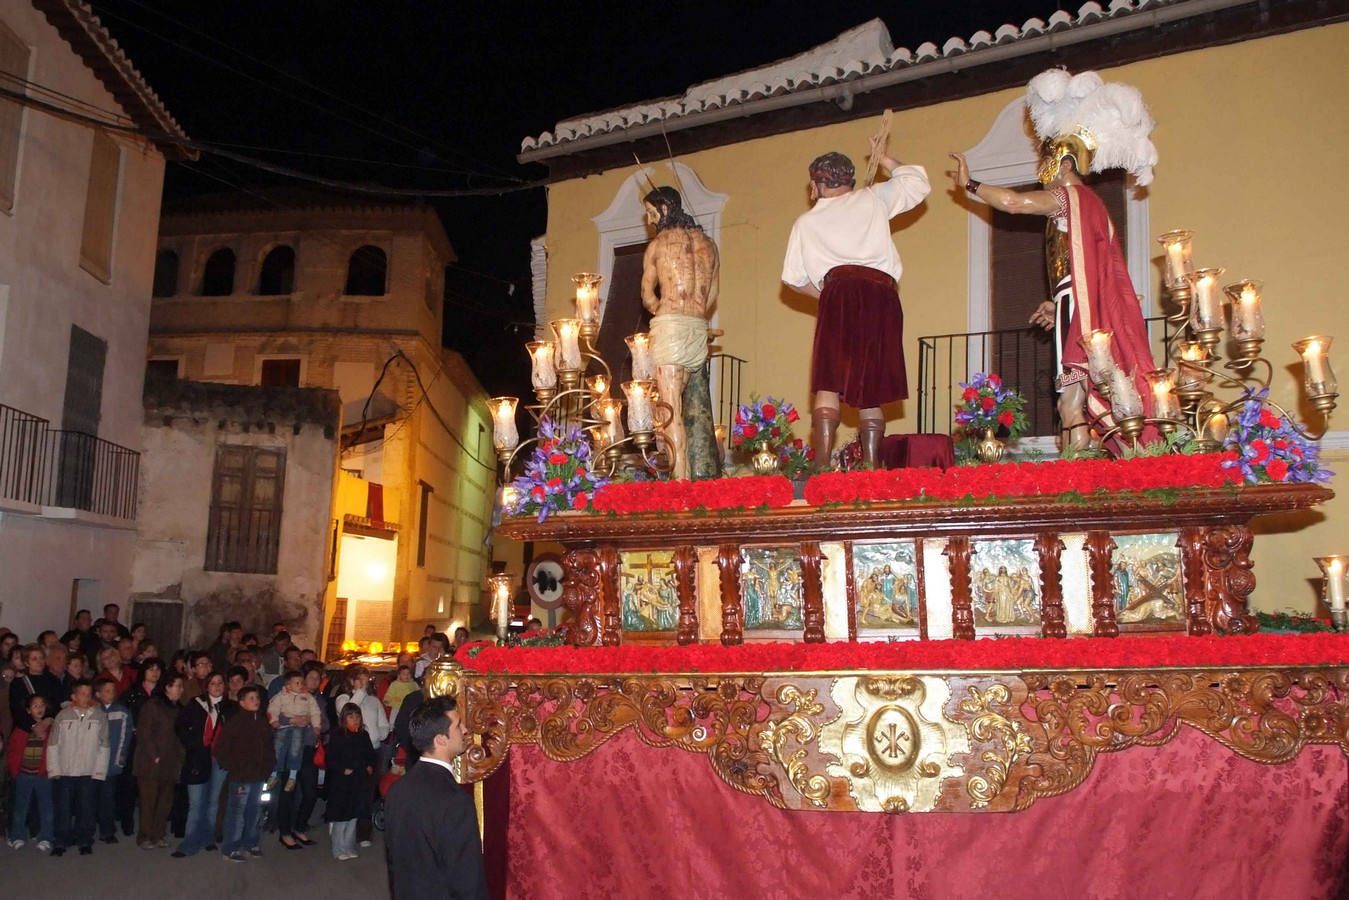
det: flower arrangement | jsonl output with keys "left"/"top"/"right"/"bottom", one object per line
{"left": 1222, "top": 389, "right": 1332, "bottom": 484}
{"left": 778, "top": 439, "right": 815, "bottom": 479}
{"left": 731, "top": 395, "right": 799, "bottom": 453}
{"left": 505, "top": 417, "right": 610, "bottom": 522}
{"left": 954, "top": 372, "right": 1028, "bottom": 439}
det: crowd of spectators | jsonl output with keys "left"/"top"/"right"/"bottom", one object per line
{"left": 1, "top": 607, "right": 470, "bottom": 865}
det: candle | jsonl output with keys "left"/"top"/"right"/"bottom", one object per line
{"left": 623, "top": 381, "right": 653, "bottom": 432}
{"left": 626, "top": 333, "right": 655, "bottom": 381}
{"left": 1083, "top": 329, "right": 1115, "bottom": 385}
{"left": 1295, "top": 336, "right": 1336, "bottom": 396}
{"left": 500, "top": 485, "right": 519, "bottom": 512}
{"left": 601, "top": 399, "right": 624, "bottom": 445}
{"left": 527, "top": 341, "right": 557, "bottom": 390}
{"left": 1157, "top": 230, "right": 1193, "bottom": 290}
{"left": 572, "top": 273, "right": 603, "bottom": 327}
{"left": 1224, "top": 280, "right": 1265, "bottom": 341}
{"left": 1145, "top": 369, "right": 1181, "bottom": 420}
{"left": 489, "top": 397, "right": 519, "bottom": 452}
{"left": 551, "top": 319, "right": 583, "bottom": 371}
{"left": 588, "top": 374, "right": 609, "bottom": 398}
{"left": 1186, "top": 268, "right": 1225, "bottom": 332}
{"left": 1329, "top": 559, "right": 1346, "bottom": 611}
{"left": 1108, "top": 368, "right": 1143, "bottom": 419}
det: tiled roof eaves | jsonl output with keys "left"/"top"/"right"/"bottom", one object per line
{"left": 31, "top": 0, "right": 193, "bottom": 159}
{"left": 519, "top": 0, "right": 1234, "bottom": 162}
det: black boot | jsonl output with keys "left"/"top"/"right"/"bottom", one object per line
{"left": 811, "top": 407, "right": 840, "bottom": 470}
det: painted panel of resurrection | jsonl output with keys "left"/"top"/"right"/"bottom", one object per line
{"left": 971, "top": 539, "right": 1041, "bottom": 629}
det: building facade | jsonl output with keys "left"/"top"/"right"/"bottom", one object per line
{"left": 519, "top": 3, "right": 1349, "bottom": 615}
{"left": 0, "top": 0, "right": 188, "bottom": 637}
{"left": 143, "top": 200, "right": 496, "bottom": 649}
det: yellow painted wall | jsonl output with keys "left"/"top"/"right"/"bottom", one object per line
{"left": 539, "top": 23, "right": 1349, "bottom": 615}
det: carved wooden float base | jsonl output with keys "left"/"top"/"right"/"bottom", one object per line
{"left": 428, "top": 662, "right": 1349, "bottom": 814}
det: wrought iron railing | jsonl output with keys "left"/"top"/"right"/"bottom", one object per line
{"left": 710, "top": 352, "right": 748, "bottom": 428}
{"left": 0, "top": 403, "right": 139, "bottom": 519}
{"left": 916, "top": 316, "right": 1173, "bottom": 438}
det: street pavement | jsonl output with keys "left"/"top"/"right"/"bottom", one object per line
{"left": 2, "top": 822, "right": 390, "bottom": 900}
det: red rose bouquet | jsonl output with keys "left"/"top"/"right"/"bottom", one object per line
{"left": 731, "top": 395, "right": 799, "bottom": 453}
{"left": 954, "top": 372, "right": 1028, "bottom": 439}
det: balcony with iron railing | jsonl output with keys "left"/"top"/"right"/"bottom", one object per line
{"left": 0, "top": 403, "right": 139, "bottom": 520}
{"left": 917, "top": 316, "right": 1174, "bottom": 439}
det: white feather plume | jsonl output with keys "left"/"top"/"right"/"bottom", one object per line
{"left": 1026, "top": 68, "right": 1158, "bottom": 185}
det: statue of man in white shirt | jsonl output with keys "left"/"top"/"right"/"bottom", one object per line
{"left": 781, "top": 135, "right": 931, "bottom": 469}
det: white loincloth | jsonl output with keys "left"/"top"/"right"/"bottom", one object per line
{"left": 649, "top": 313, "right": 709, "bottom": 371}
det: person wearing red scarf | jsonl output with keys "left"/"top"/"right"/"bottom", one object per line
{"left": 172, "top": 672, "right": 234, "bottom": 857}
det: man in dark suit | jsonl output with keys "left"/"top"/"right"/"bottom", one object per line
{"left": 385, "top": 695, "right": 487, "bottom": 900}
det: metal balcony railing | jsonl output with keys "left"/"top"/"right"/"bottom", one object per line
{"left": 916, "top": 316, "right": 1174, "bottom": 438}
{"left": 710, "top": 352, "right": 748, "bottom": 427}
{"left": 0, "top": 403, "right": 139, "bottom": 519}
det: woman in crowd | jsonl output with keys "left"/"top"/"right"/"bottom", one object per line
{"left": 173, "top": 671, "right": 233, "bottom": 858}
{"left": 97, "top": 647, "right": 135, "bottom": 696}
{"left": 324, "top": 702, "right": 376, "bottom": 861}
{"left": 133, "top": 672, "right": 184, "bottom": 849}
{"left": 334, "top": 665, "right": 390, "bottom": 848}
{"left": 120, "top": 656, "right": 164, "bottom": 718}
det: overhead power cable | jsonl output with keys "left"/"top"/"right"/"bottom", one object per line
{"left": 0, "top": 82, "right": 551, "bottom": 198}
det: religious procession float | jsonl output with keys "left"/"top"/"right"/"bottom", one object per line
{"left": 429, "top": 65, "right": 1348, "bottom": 898}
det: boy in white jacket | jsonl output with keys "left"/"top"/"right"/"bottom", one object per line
{"left": 48, "top": 680, "right": 108, "bottom": 856}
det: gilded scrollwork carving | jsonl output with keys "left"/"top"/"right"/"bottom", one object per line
{"left": 958, "top": 684, "right": 1032, "bottom": 808}
{"left": 449, "top": 665, "right": 1349, "bottom": 814}
{"left": 759, "top": 684, "right": 832, "bottom": 807}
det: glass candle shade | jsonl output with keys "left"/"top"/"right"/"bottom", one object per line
{"left": 1294, "top": 336, "right": 1337, "bottom": 398}
{"left": 600, "top": 399, "right": 625, "bottom": 445}
{"left": 1108, "top": 368, "right": 1144, "bottom": 419}
{"left": 587, "top": 374, "right": 610, "bottom": 399}
{"left": 572, "top": 273, "right": 603, "bottom": 328}
{"left": 1157, "top": 230, "right": 1195, "bottom": 291}
{"left": 623, "top": 381, "right": 654, "bottom": 433}
{"left": 1175, "top": 342, "right": 1210, "bottom": 389}
{"left": 626, "top": 333, "right": 655, "bottom": 381}
{"left": 499, "top": 485, "right": 520, "bottom": 513}
{"left": 1082, "top": 329, "right": 1115, "bottom": 385}
{"left": 1223, "top": 279, "right": 1266, "bottom": 342}
{"left": 1185, "top": 268, "right": 1226, "bottom": 333}
{"left": 1316, "top": 556, "right": 1349, "bottom": 612}
{"left": 550, "top": 319, "right": 583, "bottom": 371}
{"left": 1144, "top": 369, "right": 1181, "bottom": 421}
{"left": 1200, "top": 408, "right": 1229, "bottom": 446}
{"left": 488, "top": 397, "right": 519, "bottom": 452}
{"left": 526, "top": 341, "right": 557, "bottom": 390}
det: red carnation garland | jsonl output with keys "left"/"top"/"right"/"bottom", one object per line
{"left": 802, "top": 452, "right": 1242, "bottom": 505}
{"left": 460, "top": 632, "right": 1349, "bottom": 675}
{"left": 593, "top": 475, "right": 795, "bottom": 515}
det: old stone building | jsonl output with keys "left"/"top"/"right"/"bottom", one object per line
{"left": 140, "top": 198, "right": 496, "bottom": 650}
{"left": 0, "top": 0, "right": 188, "bottom": 637}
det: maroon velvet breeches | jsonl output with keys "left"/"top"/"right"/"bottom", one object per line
{"left": 811, "top": 265, "right": 907, "bottom": 408}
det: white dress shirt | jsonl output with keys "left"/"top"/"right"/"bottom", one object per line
{"left": 781, "top": 165, "right": 931, "bottom": 289}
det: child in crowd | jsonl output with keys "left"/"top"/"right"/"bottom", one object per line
{"left": 383, "top": 665, "right": 418, "bottom": 721}
{"left": 214, "top": 684, "right": 274, "bottom": 862}
{"left": 324, "top": 702, "right": 376, "bottom": 861}
{"left": 6, "top": 693, "right": 53, "bottom": 851}
{"left": 47, "top": 680, "right": 108, "bottom": 856}
{"left": 266, "top": 670, "right": 322, "bottom": 791}
{"left": 92, "top": 677, "right": 131, "bottom": 844}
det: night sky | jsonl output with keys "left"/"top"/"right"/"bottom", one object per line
{"left": 93, "top": 0, "right": 1059, "bottom": 395}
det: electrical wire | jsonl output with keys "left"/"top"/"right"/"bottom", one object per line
{"left": 104, "top": 0, "right": 520, "bottom": 180}
{"left": 85, "top": 1, "right": 519, "bottom": 184}
{"left": 0, "top": 82, "right": 550, "bottom": 199}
